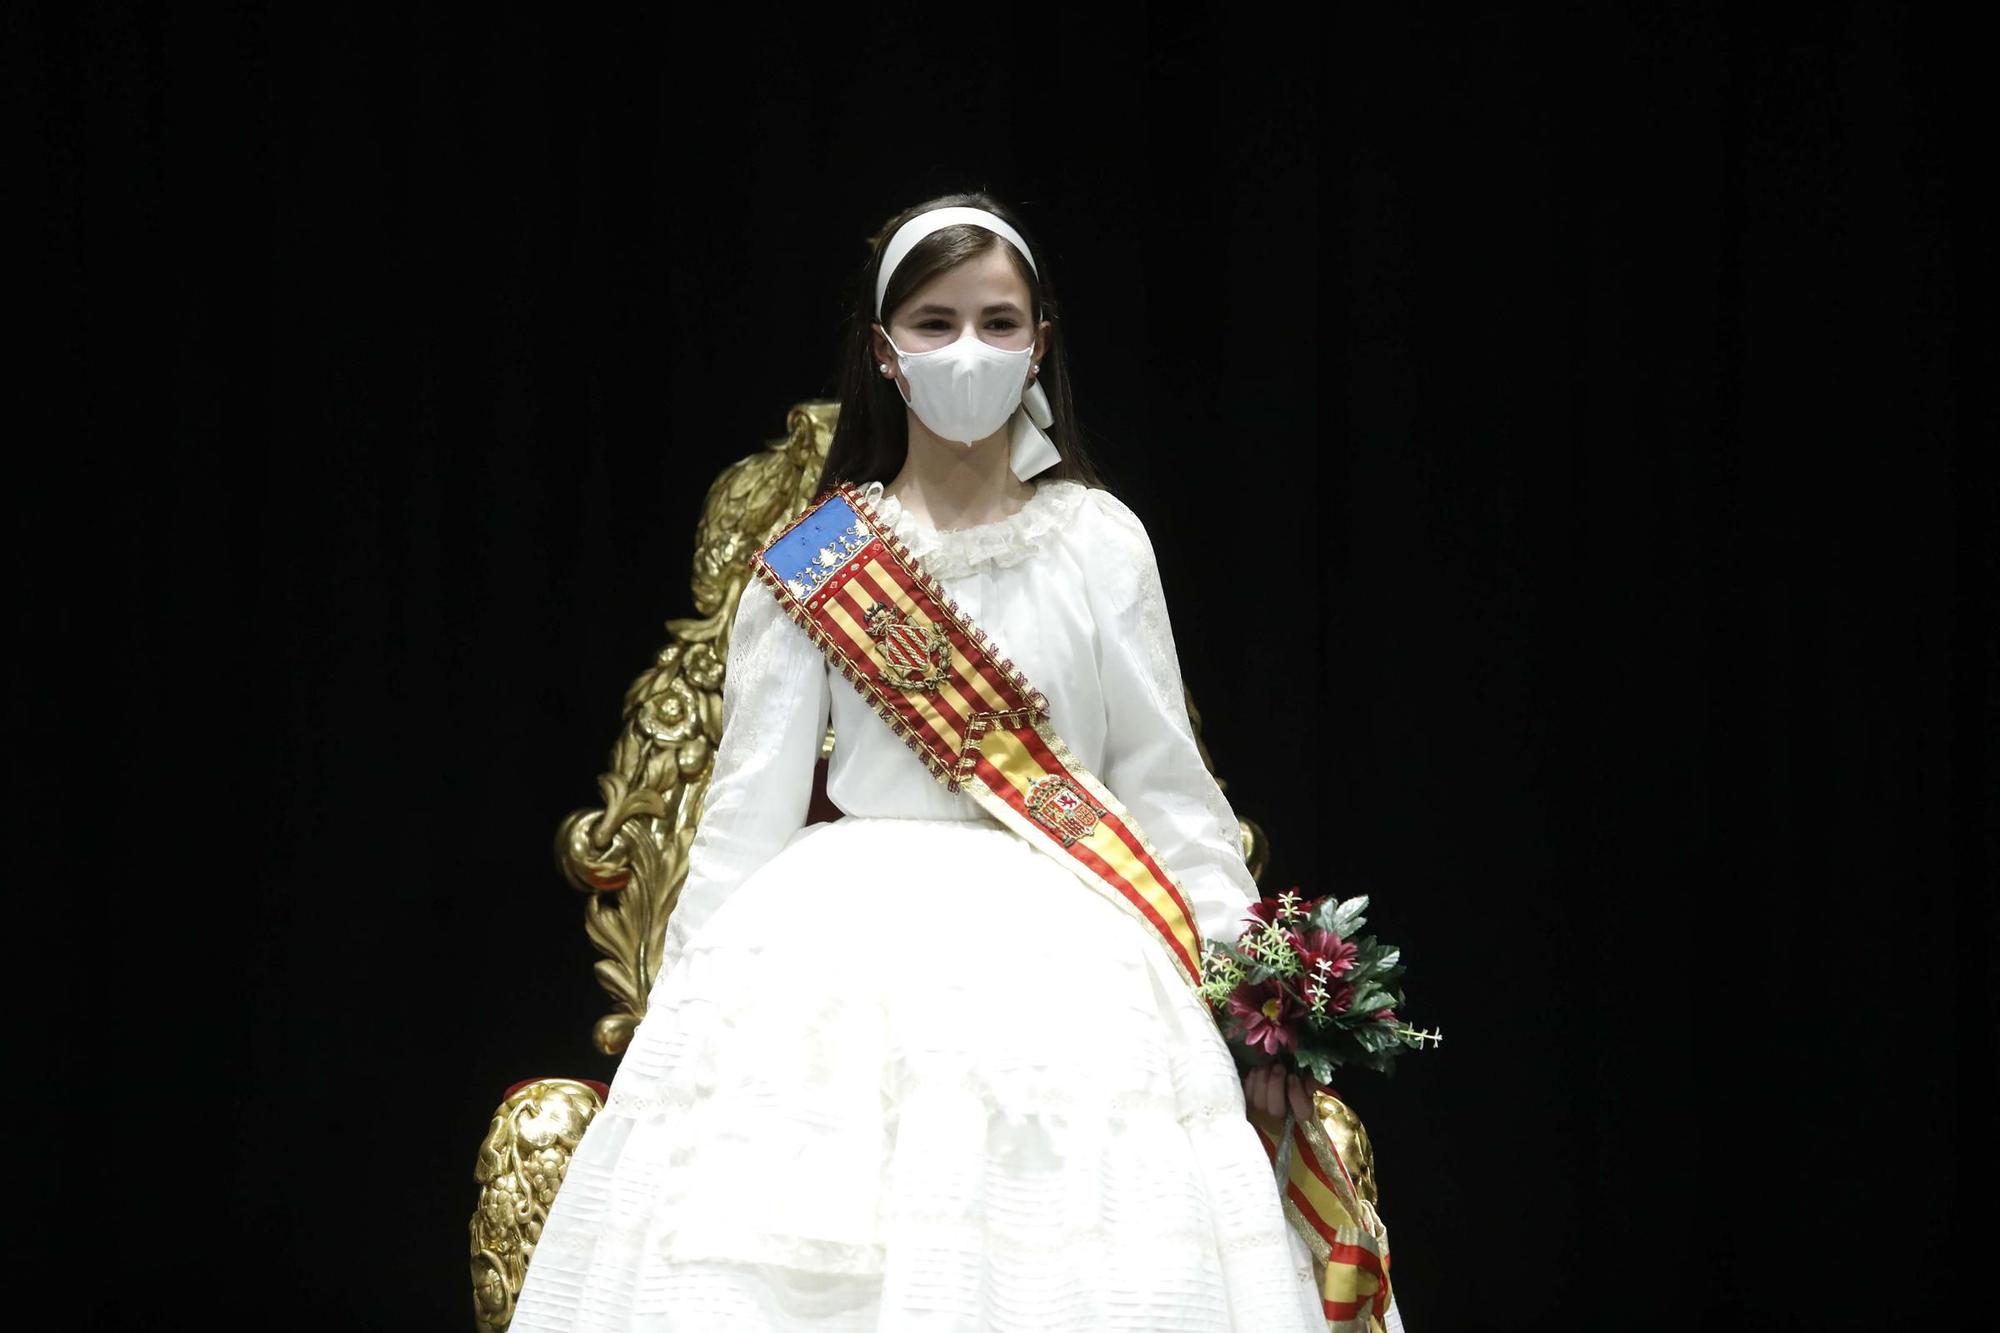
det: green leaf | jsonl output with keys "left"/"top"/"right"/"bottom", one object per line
{"left": 1348, "top": 986, "right": 1391, "bottom": 1014}
{"left": 1352, "top": 1024, "right": 1392, "bottom": 1053}
{"left": 1328, "top": 896, "right": 1370, "bottom": 937}
{"left": 1296, "top": 1047, "right": 1336, "bottom": 1084}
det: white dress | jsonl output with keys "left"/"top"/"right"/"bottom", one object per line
{"left": 510, "top": 477, "right": 1328, "bottom": 1332}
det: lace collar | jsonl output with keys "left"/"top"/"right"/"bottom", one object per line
{"left": 859, "top": 477, "right": 1089, "bottom": 579}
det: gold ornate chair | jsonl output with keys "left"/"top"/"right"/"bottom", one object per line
{"left": 467, "top": 401, "right": 1391, "bottom": 1331}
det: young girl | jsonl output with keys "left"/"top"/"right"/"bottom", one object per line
{"left": 510, "top": 191, "right": 1337, "bottom": 1331}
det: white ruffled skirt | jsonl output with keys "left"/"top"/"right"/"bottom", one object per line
{"left": 510, "top": 814, "right": 1327, "bottom": 1332}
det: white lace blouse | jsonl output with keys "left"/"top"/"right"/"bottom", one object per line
{"left": 658, "top": 475, "right": 1263, "bottom": 977}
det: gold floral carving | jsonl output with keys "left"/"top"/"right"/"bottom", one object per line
{"left": 551, "top": 401, "right": 839, "bottom": 1057}
{"left": 469, "top": 1078, "right": 606, "bottom": 1333}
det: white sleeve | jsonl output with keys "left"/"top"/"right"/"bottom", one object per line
{"left": 658, "top": 581, "right": 832, "bottom": 978}
{"left": 1085, "top": 491, "right": 1264, "bottom": 949}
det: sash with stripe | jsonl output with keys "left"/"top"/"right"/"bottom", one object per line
{"left": 1247, "top": 1098, "right": 1397, "bottom": 1331}
{"left": 755, "top": 481, "right": 1396, "bottom": 1332}
{"left": 752, "top": 480, "right": 1208, "bottom": 988}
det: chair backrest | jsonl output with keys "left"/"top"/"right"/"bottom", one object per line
{"left": 553, "top": 400, "right": 1267, "bottom": 1057}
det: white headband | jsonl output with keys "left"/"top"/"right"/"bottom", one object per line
{"left": 874, "top": 206, "right": 1038, "bottom": 321}
{"left": 872, "top": 205, "right": 1060, "bottom": 483}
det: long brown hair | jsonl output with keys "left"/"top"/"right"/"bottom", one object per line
{"left": 818, "top": 190, "right": 1110, "bottom": 496}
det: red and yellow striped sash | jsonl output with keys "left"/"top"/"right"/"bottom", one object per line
{"left": 1247, "top": 1098, "right": 1396, "bottom": 1331}
{"left": 757, "top": 482, "right": 1395, "bottom": 1332}
{"left": 752, "top": 480, "right": 1208, "bottom": 988}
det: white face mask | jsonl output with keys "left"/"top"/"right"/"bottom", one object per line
{"left": 878, "top": 323, "right": 1033, "bottom": 446}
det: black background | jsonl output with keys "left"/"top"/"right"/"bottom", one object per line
{"left": 17, "top": 4, "right": 1991, "bottom": 1328}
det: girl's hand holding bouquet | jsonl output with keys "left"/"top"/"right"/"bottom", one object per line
{"left": 1241, "top": 1062, "right": 1327, "bottom": 1123}
{"left": 1201, "top": 889, "right": 1441, "bottom": 1173}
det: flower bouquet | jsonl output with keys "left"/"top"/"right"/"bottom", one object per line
{"left": 1198, "top": 888, "right": 1441, "bottom": 1183}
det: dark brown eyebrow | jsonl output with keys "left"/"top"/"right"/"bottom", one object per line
{"left": 909, "top": 302, "right": 1025, "bottom": 316}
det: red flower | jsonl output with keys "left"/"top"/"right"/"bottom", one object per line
{"left": 1288, "top": 927, "right": 1358, "bottom": 981}
{"left": 1227, "top": 979, "right": 1298, "bottom": 1055}
{"left": 1369, "top": 1006, "right": 1398, "bottom": 1024}
{"left": 1244, "top": 898, "right": 1281, "bottom": 929}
